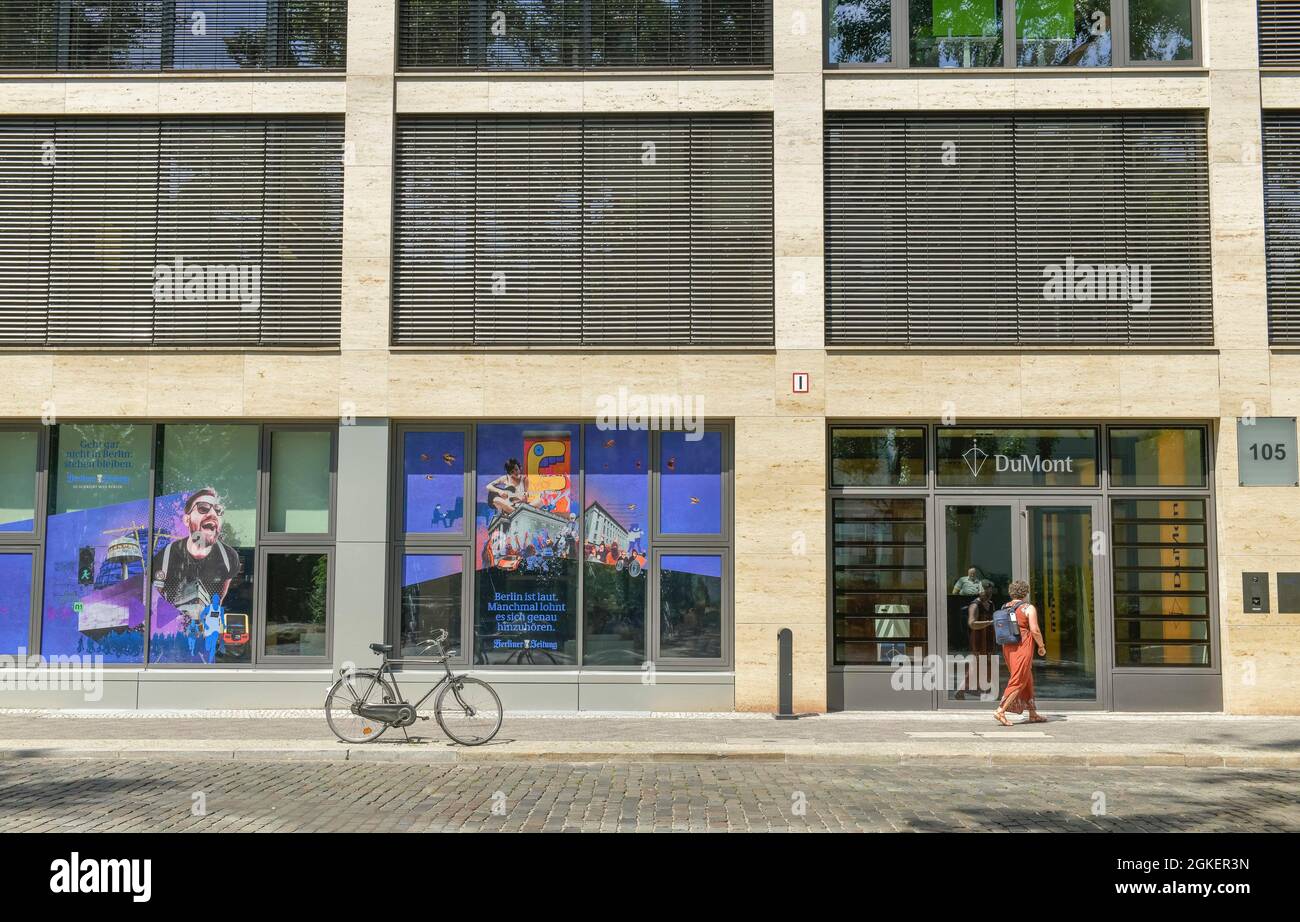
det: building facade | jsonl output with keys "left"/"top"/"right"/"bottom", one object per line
{"left": 0, "top": 0, "right": 1296, "bottom": 714}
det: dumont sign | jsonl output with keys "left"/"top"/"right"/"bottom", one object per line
{"left": 962, "top": 445, "right": 1075, "bottom": 478}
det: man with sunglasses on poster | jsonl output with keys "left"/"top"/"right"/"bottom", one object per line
{"left": 152, "top": 487, "right": 242, "bottom": 663}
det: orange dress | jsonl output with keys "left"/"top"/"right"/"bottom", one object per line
{"left": 999, "top": 606, "right": 1036, "bottom": 715}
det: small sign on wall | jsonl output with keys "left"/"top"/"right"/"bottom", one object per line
{"left": 1237, "top": 417, "right": 1299, "bottom": 486}
{"left": 792, "top": 372, "right": 809, "bottom": 394}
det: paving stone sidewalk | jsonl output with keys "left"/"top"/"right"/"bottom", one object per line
{"left": 0, "top": 710, "right": 1296, "bottom": 768}
{"left": 0, "top": 757, "right": 1295, "bottom": 832}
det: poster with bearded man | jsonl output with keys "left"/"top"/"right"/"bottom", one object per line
{"left": 150, "top": 487, "right": 244, "bottom": 663}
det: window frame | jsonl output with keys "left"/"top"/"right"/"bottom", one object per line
{"left": 824, "top": 0, "right": 1201, "bottom": 69}
{"left": 0, "top": 424, "right": 46, "bottom": 545}
{"left": 260, "top": 423, "right": 338, "bottom": 543}
{"left": 650, "top": 546, "right": 732, "bottom": 668}
{"left": 389, "top": 546, "right": 473, "bottom": 667}
{"left": 386, "top": 421, "right": 735, "bottom": 672}
{"left": 255, "top": 543, "right": 335, "bottom": 665}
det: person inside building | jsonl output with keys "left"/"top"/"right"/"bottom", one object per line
{"left": 956, "top": 580, "right": 996, "bottom": 700}
{"left": 993, "top": 579, "right": 1048, "bottom": 726}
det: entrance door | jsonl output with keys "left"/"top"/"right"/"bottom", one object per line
{"left": 938, "top": 498, "right": 1104, "bottom": 707}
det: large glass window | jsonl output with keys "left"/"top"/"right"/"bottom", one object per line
{"left": 583, "top": 428, "right": 649, "bottom": 666}
{"left": 400, "top": 554, "right": 463, "bottom": 659}
{"left": 831, "top": 427, "right": 926, "bottom": 487}
{"left": 1127, "top": 0, "right": 1193, "bottom": 62}
{"left": 1111, "top": 498, "right": 1210, "bottom": 667}
{"left": 833, "top": 497, "right": 928, "bottom": 664}
{"left": 828, "top": 1, "right": 1194, "bottom": 67}
{"left": 910, "top": 0, "right": 1004, "bottom": 67}
{"left": 268, "top": 429, "right": 332, "bottom": 534}
{"left": 1016, "top": 1, "right": 1111, "bottom": 66}
{"left": 936, "top": 427, "right": 1099, "bottom": 488}
{"left": 41, "top": 424, "right": 153, "bottom": 663}
{"left": 401, "top": 430, "right": 467, "bottom": 536}
{"left": 829, "top": 0, "right": 893, "bottom": 64}
{"left": 0, "top": 1, "right": 347, "bottom": 71}
{"left": 149, "top": 425, "right": 258, "bottom": 665}
{"left": 0, "top": 429, "right": 39, "bottom": 532}
{"left": 473, "top": 424, "right": 581, "bottom": 665}
{"left": 393, "top": 422, "right": 732, "bottom": 668}
{"left": 659, "top": 430, "right": 724, "bottom": 536}
{"left": 1109, "top": 427, "right": 1206, "bottom": 488}
{"left": 0, "top": 552, "right": 34, "bottom": 654}
{"left": 657, "top": 553, "right": 724, "bottom": 660}
{"left": 263, "top": 551, "right": 329, "bottom": 657}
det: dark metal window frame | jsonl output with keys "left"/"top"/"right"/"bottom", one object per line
{"left": 10, "top": 421, "right": 337, "bottom": 669}
{"left": 396, "top": 0, "right": 773, "bottom": 72}
{"left": 825, "top": 421, "right": 1220, "bottom": 706}
{"left": 386, "top": 420, "right": 735, "bottom": 672}
{"left": 824, "top": 0, "right": 1203, "bottom": 69}
{"left": 0, "top": 0, "right": 348, "bottom": 73}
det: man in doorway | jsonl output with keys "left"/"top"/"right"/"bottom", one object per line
{"left": 951, "top": 567, "right": 984, "bottom": 598}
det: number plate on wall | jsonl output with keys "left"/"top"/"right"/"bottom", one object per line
{"left": 1237, "top": 417, "right": 1299, "bottom": 486}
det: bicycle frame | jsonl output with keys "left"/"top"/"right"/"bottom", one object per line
{"left": 346, "top": 649, "right": 459, "bottom": 715}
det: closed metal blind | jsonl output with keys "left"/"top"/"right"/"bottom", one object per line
{"left": 393, "top": 114, "right": 774, "bottom": 347}
{"left": 0, "top": 1, "right": 346, "bottom": 71}
{"left": 0, "top": 117, "right": 343, "bottom": 346}
{"left": 398, "top": 0, "right": 771, "bottom": 69}
{"left": 1264, "top": 111, "right": 1300, "bottom": 344}
{"left": 825, "top": 112, "right": 1213, "bottom": 346}
{"left": 1260, "top": 1, "right": 1300, "bottom": 67}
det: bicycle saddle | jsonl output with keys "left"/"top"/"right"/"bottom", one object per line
{"left": 369, "top": 643, "right": 392, "bottom": 655}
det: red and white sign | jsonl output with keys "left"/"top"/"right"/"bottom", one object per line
{"left": 792, "top": 372, "right": 810, "bottom": 394}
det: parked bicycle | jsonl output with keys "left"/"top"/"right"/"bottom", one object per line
{"left": 324, "top": 629, "right": 503, "bottom": 746}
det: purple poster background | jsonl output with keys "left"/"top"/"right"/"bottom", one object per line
{"left": 0, "top": 553, "right": 33, "bottom": 653}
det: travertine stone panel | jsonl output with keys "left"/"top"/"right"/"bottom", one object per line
{"left": 243, "top": 354, "right": 342, "bottom": 416}
{"left": 1269, "top": 355, "right": 1300, "bottom": 415}
{"left": 1020, "top": 355, "right": 1123, "bottom": 417}
{"left": 146, "top": 354, "right": 244, "bottom": 417}
{"left": 0, "top": 355, "right": 55, "bottom": 418}
{"left": 579, "top": 353, "right": 681, "bottom": 417}
{"left": 341, "top": 3, "right": 396, "bottom": 366}
{"left": 398, "top": 76, "right": 775, "bottom": 113}
{"left": 775, "top": 348, "right": 825, "bottom": 416}
{"left": 1260, "top": 74, "right": 1300, "bottom": 109}
{"left": 52, "top": 355, "right": 149, "bottom": 417}
{"left": 825, "top": 74, "right": 1209, "bottom": 111}
{"left": 386, "top": 352, "right": 488, "bottom": 418}
{"left": 734, "top": 415, "right": 826, "bottom": 712}
{"left": 0, "top": 80, "right": 66, "bottom": 114}
{"left": 678, "top": 354, "right": 776, "bottom": 418}
{"left": 1118, "top": 354, "right": 1221, "bottom": 416}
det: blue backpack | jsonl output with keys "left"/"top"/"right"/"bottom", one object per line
{"left": 992, "top": 601, "right": 1025, "bottom": 646}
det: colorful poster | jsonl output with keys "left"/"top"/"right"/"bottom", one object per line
{"left": 41, "top": 425, "right": 153, "bottom": 663}
{"left": 148, "top": 425, "right": 258, "bottom": 665}
{"left": 0, "top": 553, "right": 33, "bottom": 654}
{"left": 660, "top": 430, "right": 723, "bottom": 535}
{"left": 474, "top": 423, "right": 580, "bottom": 665}
{"left": 402, "top": 430, "right": 466, "bottom": 534}
{"left": 582, "top": 428, "right": 648, "bottom": 665}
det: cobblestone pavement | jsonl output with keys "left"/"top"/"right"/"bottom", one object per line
{"left": 0, "top": 758, "right": 1295, "bottom": 832}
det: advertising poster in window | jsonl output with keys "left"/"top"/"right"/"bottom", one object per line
{"left": 475, "top": 423, "right": 579, "bottom": 665}
{"left": 41, "top": 425, "right": 152, "bottom": 663}
{"left": 0, "top": 554, "right": 32, "bottom": 654}
{"left": 403, "top": 430, "right": 466, "bottom": 534}
{"left": 148, "top": 425, "right": 258, "bottom": 665}
{"left": 583, "top": 428, "right": 649, "bottom": 665}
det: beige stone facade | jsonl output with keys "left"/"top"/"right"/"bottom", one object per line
{"left": 0, "top": 0, "right": 1296, "bottom": 714}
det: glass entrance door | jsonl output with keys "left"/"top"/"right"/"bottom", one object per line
{"left": 939, "top": 498, "right": 1103, "bottom": 706}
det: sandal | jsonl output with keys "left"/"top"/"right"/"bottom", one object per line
{"left": 1027, "top": 714, "right": 1048, "bottom": 723}
{"left": 992, "top": 709, "right": 1012, "bottom": 727}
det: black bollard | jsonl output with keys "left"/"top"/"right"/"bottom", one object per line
{"left": 775, "top": 628, "right": 796, "bottom": 719}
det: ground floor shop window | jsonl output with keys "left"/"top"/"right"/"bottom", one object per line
{"left": 11, "top": 423, "right": 336, "bottom": 666}
{"left": 1111, "top": 497, "right": 1211, "bottom": 666}
{"left": 392, "top": 422, "right": 732, "bottom": 668}
{"left": 832, "top": 497, "right": 929, "bottom": 664}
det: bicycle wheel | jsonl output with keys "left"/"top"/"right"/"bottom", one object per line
{"left": 434, "top": 676, "right": 503, "bottom": 746}
{"left": 325, "top": 670, "right": 397, "bottom": 743}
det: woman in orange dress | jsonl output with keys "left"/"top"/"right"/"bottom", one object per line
{"left": 994, "top": 579, "right": 1047, "bottom": 726}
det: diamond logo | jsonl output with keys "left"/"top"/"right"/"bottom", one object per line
{"left": 963, "top": 445, "right": 988, "bottom": 478}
